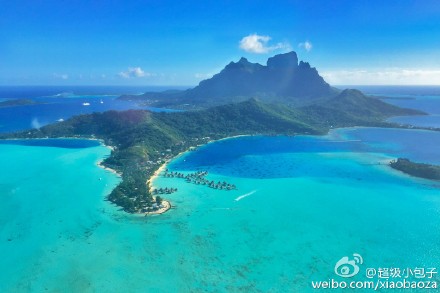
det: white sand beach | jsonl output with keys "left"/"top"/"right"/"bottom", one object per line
{"left": 144, "top": 200, "right": 171, "bottom": 215}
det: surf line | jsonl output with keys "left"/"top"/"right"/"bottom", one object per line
{"left": 235, "top": 190, "right": 257, "bottom": 201}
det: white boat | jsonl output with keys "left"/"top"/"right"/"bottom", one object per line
{"left": 56, "top": 118, "right": 64, "bottom": 122}
{"left": 100, "top": 99, "right": 104, "bottom": 104}
{"left": 82, "top": 102, "right": 90, "bottom": 106}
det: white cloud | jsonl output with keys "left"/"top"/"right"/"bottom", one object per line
{"left": 118, "top": 67, "right": 152, "bottom": 78}
{"left": 53, "top": 73, "right": 69, "bottom": 80}
{"left": 321, "top": 68, "right": 440, "bottom": 85}
{"left": 298, "top": 41, "right": 313, "bottom": 52}
{"left": 239, "top": 34, "right": 290, "bottom": 54}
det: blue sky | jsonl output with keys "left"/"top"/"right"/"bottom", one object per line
{"left": 1, "top": 0, "right": 439, "bottom": 85}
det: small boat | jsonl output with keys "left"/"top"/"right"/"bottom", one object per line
{"left": 100, "top": 99, "right": 104, "bottom": 104}
{"left": 56, "top": 118, "right": 64, "bottom": 122}
{"left": 82, "top": 102, "right": 90, "bottom": 106}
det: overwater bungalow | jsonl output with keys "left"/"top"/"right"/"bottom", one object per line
{"left": 160, "top": 169, "right": 236, "bottom": 193}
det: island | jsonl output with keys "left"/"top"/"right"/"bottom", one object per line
{"left": 0, "top": 99, "right": 38, "bottom": 108}
{"left": 1, "top": 93, "right": 423, "bottom": 214}
{"left": 119, "top": 51, "right": 338, "bottom": 109}
{"left": 0, "top": 52, "right": 427, "bottom": 214}
{"left": 390, "top": 158, "right": 440, "bottom": 181}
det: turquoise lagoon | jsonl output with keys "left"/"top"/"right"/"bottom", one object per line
{"left": 1, "top": 129, "right": 440, "bottom": 292}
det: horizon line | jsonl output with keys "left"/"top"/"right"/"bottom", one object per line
{"left": 1, "top": 84, "right": 440, "bottom": 87}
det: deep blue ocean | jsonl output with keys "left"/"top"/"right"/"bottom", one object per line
{"left": 1, "top": 85, "right": 439, "bottom": 134}
{"left": 347, "top": 86, "right": 440, "bottom": 128}
{"left": 170, "top": 128, "right": 440, "bottom": 180}
{"left": 0, "top": 86, "right": 188, "bottom": 133}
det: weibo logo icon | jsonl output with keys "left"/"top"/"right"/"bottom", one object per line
{"left": 334, "top": 253, "right": 363, "bottom": 278}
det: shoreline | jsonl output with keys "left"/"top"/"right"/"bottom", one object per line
{"left": 144, "top": 200, "right": 171, "bottom": 216}
{"left": 0, "top": 135, "right": 122, "bottom": 178}
{"left": 0, "top": 136, "right": 103, "bottom": 141}
{"left": 147, "top": 147, "right": 191, "bottom": 190}
{"left": 146, "top": 134, "right": 250, "bottom": 190}
{"left": 97, "top": 142, "right": 121, "bottom": 176}
{"left": 143, "top": 148, "right": 191, "bottom": 216}
{"left": 2, "top": 135, "right": 175, "bottom": 216}
{"left": 4, "top": 129, "right": 439, "bottom": 217}
{"left": 214, "top": 134, "right": 253, "bottom": 143}
{"left": 144, "top": 135, "right": 248, "bottom": 215}
{"left": 147, "top": 162, "right": 168, "bottom": 191}
{"left": 97, "top": 160, "right": 122, "bottom": 177}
